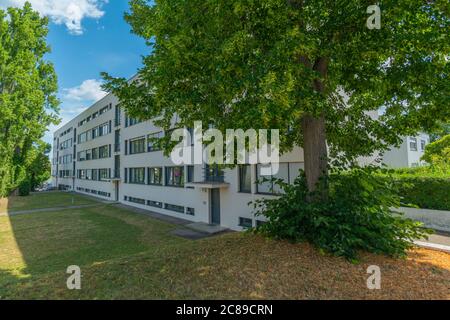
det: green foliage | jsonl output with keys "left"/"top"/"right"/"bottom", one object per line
{"left": 428, "top": 122, "right": 450, "bottom": 142}
{"left": 26, "top": 142, "right": 52, "bottom": 191}
{"left": 0, "top": 3, "right": 59, "bottom": 196}
{"left": 18, "top": 179, "right": 31, "bottom": 196}
{"left": 390, "top": 165, "right": 450, "bottom": 179}
{"left": 394, "top": 176, "right": 450, "bottom": 211}
{"left": 385, "top": 167, "right": 450, "bottom": 210}
{"left": 104, "top": 0, "right": 449, "bottom": 165}
{"left": 421, "top": 135, "right": 450, "bottom": 166}
{"left": 253, "top": 167, "right": 431, "bottom": 259}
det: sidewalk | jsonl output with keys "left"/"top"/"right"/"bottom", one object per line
{"left": 415, "top": 232, "right": 450, "bottom": 253}
{"left": 0, "top": 203, "right": 105, "bottom": 217}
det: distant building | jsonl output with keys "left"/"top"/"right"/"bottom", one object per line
{"left": 381, "top": 133, "right": 430, "bottom": 168}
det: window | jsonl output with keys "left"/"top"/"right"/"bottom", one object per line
{"left": 99, "top": 145, "right": 109, "bottom": 158}
{"left": 186, "top": 207, "right": 195, "bottom": 216}
{"left": 98, "top": 191, "right": 110, "bottom": 198}
{"left": 115, "top": 104, "right": 121, "bottom": 126}
{"left": 86, "top": 149, "right": 92, "bottom": 161}
{"left": 99, "top": 122, "right": 109, "bottom": 136}
{"left": 148, "top": 167, "right": 162, "bottom": 185}
{"left": 92, "top": 148, "right": 99, "bottom": 160}
{"left": 187, "top": 127, "right": 195, "bottom": 146}
{"left": 92, "top": 127, "right": 99, "bottom": 139}
{"left": 78, "top": 151, "right": 86, "bottom": 161}
{"left": 256, "top": 162, "right": 303, "bottom": 194}
{"left": 165, "top": 166, "right": 184, "bottom": 187}
{"left": 99, "top": 106, "right": 108, "bottom": 115}
{"left": 59, "top": 170, "right": 71, "bottom": 178}
{"left": 147, "top": 132, "right": 163, "bottom": 152}
{"left": 128, "top": 117, "right": 140, "bottom": 126}
{"left": 187, "top": 165, "right": 194, "bottom": 183}
{"left": 86, "top": 169, "right": 92, "bottom": 180}
{"left": 78, "top": 169, "right": 86, "bottom": 179}
{"left": 99, "top": 168, "right": 110, "bottom": 181}
{"left": 239, "top": 165, "right": 251, "bottom": 193}
{"left": 147, "top": 200, "right": 163, "bottom": 208}
{"left": 78, "top": 131, "right": 89, "bottom": 143}
{"left": 126, "top": 196, "right": 146, "bottom": 205}
{"left": 92, "top": 169, "right": 98, "bottom": 181}
{"left": 114, "top": 130, "right": 121, "bottom": 152}
{"left": 410, "top": 137, "right": 418, "bottom": 151}
{"left": 421, "top": 140, "right": 426, "bottom": 151}
{"left": 239, "top": 217, "right": 253, "bottom": 229}
{"left": 130, "top": 137, "right": 146, "bottom": 154}
{"left": 164, "top": 203, "right": 184, "bottom": 213}
{"left": 129, "top": 167, "right": 145, "bottom": 184}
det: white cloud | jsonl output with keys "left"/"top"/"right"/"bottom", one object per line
{"left": 63, "top": 79, "right": 107, "bottom": 101}
{"left": 1, "top": 0, "right": 108, "bottom": 35}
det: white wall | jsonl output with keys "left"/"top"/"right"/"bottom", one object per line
{"left": 52, "top": 90, "right": 430, "bottom": 231}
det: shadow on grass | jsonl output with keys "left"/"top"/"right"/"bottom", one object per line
{"left": 0, "top": 198, "right": 165, "bottom": 299}
{"left": 1, "top": 193, "right": 449, "bottom": 299}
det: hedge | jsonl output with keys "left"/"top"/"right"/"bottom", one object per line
{"left": 392, "top": 176, "right": 450, "bottom": 211}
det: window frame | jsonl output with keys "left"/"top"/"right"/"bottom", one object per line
{"left": 129, "top": 137, "right": 146, "bottom": 155}
{"left": 238, "top": 164, "right": 252, "bottom": 193}
{"left": 410, "top": 137, "right": 418, "bottom": 151}
{"left": 165, "top": 166, "right": 184, "bottom": 187}
{"left": 129, "top": 167, "right": 146, "bottom": 184}
{"left": 148, "top": 167, "right": 163, "bottom": 185}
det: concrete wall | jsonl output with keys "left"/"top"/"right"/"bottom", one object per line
{"left": 397, "top": 207, "right": 450, "bottom": 233}
{"left": 52, "top": 90, "right": 430, "bottom": 231}
{"left": 381, "top": 133, "right": 430, "bottom": 168}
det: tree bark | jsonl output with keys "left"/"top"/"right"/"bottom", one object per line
{"left": 301, "top": 114, "right": 328, "bottom": 199}
{"left": 301, "top": 57, "right": 328, "bottom": 200}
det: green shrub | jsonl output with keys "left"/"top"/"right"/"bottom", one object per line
{"left": 18, "top": 179, "right": 31, "bottom": 196}
{"left": 252, "top": 167, "right": 431, "bottom": 260}
{"left": 422, "top": 134, "right": 450, "bottom": 165}
{"left": 382, "top": 166, "right": 450, "bottom": 210}
{"left": 392, "top": 176, "right": 450, "bottom": 210}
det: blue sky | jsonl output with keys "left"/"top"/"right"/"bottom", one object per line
{"left": 1, "top": 1, "right": 149, "bottom": 144}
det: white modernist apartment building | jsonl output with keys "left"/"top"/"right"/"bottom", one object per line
{"left": 52, "top": 92, "right": 429, "bottom": 231}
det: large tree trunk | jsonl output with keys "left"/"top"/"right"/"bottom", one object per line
{"left": 301, "top": 114, "right": 328, "bottom": 199}
{"left": 301, "top": 57, "right": 328, "bottom": 200}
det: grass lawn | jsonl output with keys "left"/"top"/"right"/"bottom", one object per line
{"left": 0, "top": 193, "right": 449, "bottom": 299}
{"left": 0, "top": 191, "right": 99, "bottom": 212}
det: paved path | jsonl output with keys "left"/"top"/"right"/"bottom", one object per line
{"left": 414, "top": 232, "right": 450, "bottom": 253}
{"left": 0, "top": 203, "right": 108, "bottom": 217}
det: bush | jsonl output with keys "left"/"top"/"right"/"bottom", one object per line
{"left": 252, "top": 167, "right": 431, "bottom": 260}
{"left": 392, "top": 176, "right": 450, "bottom": 210}
{"left": 18, "top": 179, "right": 31, "bottom": 196}
{"left": 422, "top": 134, "right": 450, "bottom": 165}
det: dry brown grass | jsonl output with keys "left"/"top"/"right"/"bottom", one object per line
{"left": 1, "top": 202, "right": 449, "bottom": 300}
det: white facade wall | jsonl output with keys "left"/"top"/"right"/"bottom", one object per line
{"left": 52, "top": 92, "right": 306, "bottom": 231}
{"left": 52, "top": 90, "right": 427, "bottom": 230}
{"left": 381, "top": 133, "right": 429, "bottom": 168}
